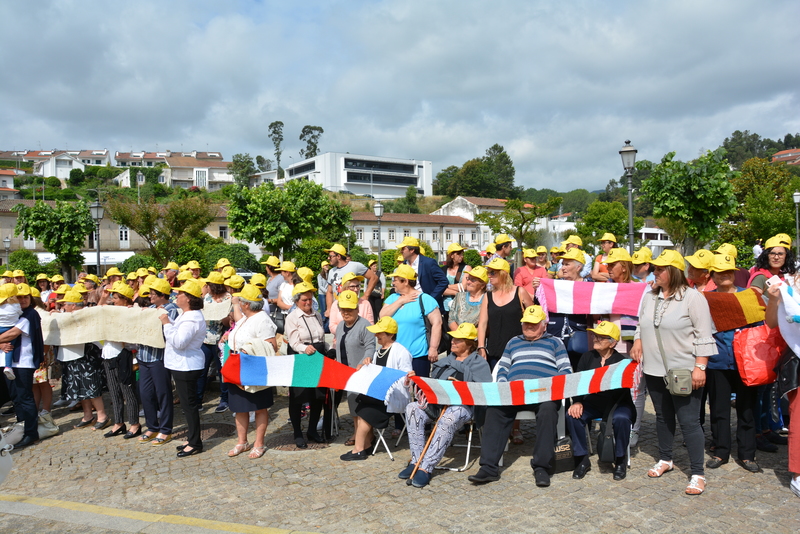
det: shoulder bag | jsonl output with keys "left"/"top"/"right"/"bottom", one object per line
{"left": 270, "top": 305, "right": 285, "bottom": 335}
{"left": 595, "top": 400, "right": 620, "bottom": 463}
{"left": 419, "top": 293, "right": 432, "bottom": 347}
{"left": 653, "top": 299, "right": 692, "bottom": 396}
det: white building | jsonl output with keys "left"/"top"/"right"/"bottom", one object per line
{"left": 638, "top": 226, "right": 673, "bottom": 256}
{"left": 282, "top": 152, "right": 433, "bottom": 199}
{"left": 351, "top": 211, "right": 478, "bottom": 262}
{"left": 115, "top": 151, "right": 235, "bottom": 190}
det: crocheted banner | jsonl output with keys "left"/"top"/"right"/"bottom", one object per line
{"left": 702, "top": 289, "right": 765, "bottom": 332}
{"left": 538, "top": 279, "right": 648, "bottom": 316}
{"left": 410, "top": 359, "right": 639, "bottom": 406}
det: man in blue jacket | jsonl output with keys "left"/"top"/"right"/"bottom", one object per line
{"left": 396, "top": 237, "right": 449, "bottom": 311}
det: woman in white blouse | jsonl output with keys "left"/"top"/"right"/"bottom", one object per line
{"left": 161, "top": 279, "right": 207, "bottom": 458}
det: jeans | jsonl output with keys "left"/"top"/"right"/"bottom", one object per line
{"left": 566, "top": 399, "right": 633, "bottom": 459}
{"left": 138, "top": 360, "right": 173, "bottom": 435}
{"left": 5, "top": 367, "right": 37, "bottom": 440}
{"left": 646, "top": 374, "right": 705, "bottom": 476}
{"left": 412, "top": 357, "right": 431, "bottom": 379}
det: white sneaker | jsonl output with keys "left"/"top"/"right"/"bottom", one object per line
{"left": 792, "top": 476, "right": 800, "bottom": 498}
{"left": 630, "top": 430, "right": 639, "bottom": 447}
{"left": 3, "top": 368, "right": 15, "bottom": 381}
{"left": 52, "top": 398, "right": 69, "bottom": 408}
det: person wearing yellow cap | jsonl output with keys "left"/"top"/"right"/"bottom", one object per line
{"left": 469, "top": 305, "right": 572, "bottom": 487}
{"left": 260, "top": 256, "right": 283, "bottom": 319}
{"left": 328, "top": 272, "right": 374, "bottom": 342}
{"left": 160, "top": 279, "right": 206, "bottom": 457}
{"left": 704, "top": 253, "right": 761, "bottom": 473}
{"left": 515, "top": 248, "right": 548, "bottom": 297}
{"left": 135, "top": 277, "right": 179, "bottom": 446}
{"left": 285, "top": 281, "right": 327, "bottom": 449}
{"left": 631, "top": 247, "right": 655, "bottom": 285}
{"left": 566, "top": 320, "right": 634, "bottom": 481}
{"left": 100, "top": 281, "right": 142, "bottom": 440}
{"left": 630, "top": 249, "right": 716, "bottom": 495}
{"left": 324, "top": 243, "right": 379, "bottom": 321}
{"left": 448, "top": 266, "right": 488, "bottom": 332}
{"left": 365, "top": 259, "right": 385, "bottom": 320}
{"left": 105, "top": 267, "right": 124, "bottom": 285}
{"left": 561, "top": 235, "right": 593, "bottom": 279}
{"left": 685, "top": 249, "right": 716, "bottom": 292}
{"left": 491, "top": 234, "right": 514, "bottom": 266}
{"left": 33, "top": 274, "right": 51, "bottom": 303}
{"left": 547, "top": 246, "right": 563, "bottom": 279}
{"left": 162, "top": 262, "right": 180, "bottom": 287}
{"left": 12, "top": 270, "right": 27, "bottom": 285}
{"left": 0, "top": 283, "right": 22, "bottom": 381}
{"left": 441, "top": 243, "right": 472, "bottom": 336}
{"left": 749, "top": 234, "right": 796, "bottom": 298}
{"left": 380, "top": 264, "right": 443, "bottom": 378}
{"left": 341, "top": 316, "right": 412, "bottom": 461}
{"left": 334, "top": 290, "right": 377, "bottom": 448}
{"left": 200, "top": 270, "right": 234, "bottom": 415}
{"left": 396, "top": 236, "right": 449, "bottom": 312}
{"left": 400, "top": 322, "right": 492, "bottom": 487}
{"left": 225, "top": 283, "right": 278, "bottom": 458}
{"left": 316, "top": 260, "right": 332, "bottom": 320}
{"left": 591, "top": 233, "right": 618, "bottom": 282}
{"left": 214, "top": 257, "right": 231, "bottom": 271}
{"left": 713, "top": 243, "right": 749, "bottom": 287}
{"left": 534, "top": 245, "right": 551, "bottom": 271}
{"left": 273, "top": 262, "right": 306, "bottom": 322}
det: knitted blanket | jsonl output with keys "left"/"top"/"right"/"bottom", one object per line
{"left": 40, "top": 306, "right": 166, "bottom": 348}
{"left": 778, "top": 283, "right": 800, "bottom": 358}
{"left": 702, "top": 289, "right": 765, "bottom": 332}
{"left": 538, "top": 279, "right": 648, "bottom": 316}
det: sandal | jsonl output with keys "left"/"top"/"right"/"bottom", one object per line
{"left": 249, "top": 446, "right": 267, "bottom": 459}
{"left": 511, "top": 429, "right": 524, "bottom": 445}
{"left": 228, "top": 442, "right": 252, "bottom": 457}
{"left": 648, "top": 460, "right": 674, "bottom": 478}
{"left": 138, "top": 432, "right": 155, "bottom": 443}
{"left": 344, "top": 437, "right": 356, "bottom": 447}
{"left": 151, "top": 434, "right": 172, "bottom": 446}
{"left": 685, "top": 475, "right": 706, "bottom": 495}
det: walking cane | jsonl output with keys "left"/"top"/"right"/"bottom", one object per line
{"left": 407, "top": 405, "right": 449, "bottom": 485}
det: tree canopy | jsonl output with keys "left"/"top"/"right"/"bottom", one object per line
{"left": 227, "top": 153, "right": 257, "bottom": 188}
{"left": 299, "top": 125, "right": 324, "bottom": 159}
{"left": 432, "top": 144, "right": 522, "bottom": 199}
{"left": 268, "top": 120, "right": 284, "bottom": 176}
{"left": 720, "top": 130, "right": 798, "bottom": 170}
{"left": 574, "top": 201, "right": 643, "bottom": 253}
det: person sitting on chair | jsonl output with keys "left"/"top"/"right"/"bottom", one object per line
{"left": 565, "top": 321, "right": 635, "bottom": 481}
{"left": 468, "top": 305, "right": 572, "bottom": 488}
{"left": 400, "top": 322, "right": 492, "bottom": 488}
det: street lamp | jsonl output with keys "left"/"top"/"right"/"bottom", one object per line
{"left": 3, "top": 236, "right": 10, "bottom": 266}
{"left": 619, "top": 140, "right": 638, "bottom": 254}
{"left": 136, "top": 171, "right": 144, "bottom": 205}
{"left": 89, "top": 200, "right": 104, "bottom": 276}
{"left": 374, "top": 201, "right": 384, "bottom": 275}
{"left": 794, "top": 191, "right": 800, "bottom": 261}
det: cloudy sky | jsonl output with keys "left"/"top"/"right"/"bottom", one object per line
{"left": 1, "top": 0, "right": 798, "bottom": 192}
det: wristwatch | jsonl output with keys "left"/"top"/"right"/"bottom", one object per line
{"left": 695, "top": 363, "right": 707, "bottom": 371}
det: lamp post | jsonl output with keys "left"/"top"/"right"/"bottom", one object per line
{"left": 794, "top": 191, "right": 800, "bottom": 262}
{"left": 619, "top": 140, "right": 638, "bottom": 253}
{"left": 3, "top": 236, "right": 10, "bottom": 266}
{"left": 89, "top": 200, "right": 104, "bottom": 276}
{"left": 136, "top": 171, "right": 144, "bottom": 205}
{"left": 374, "top": 201, "right": 384, "bottom": 275}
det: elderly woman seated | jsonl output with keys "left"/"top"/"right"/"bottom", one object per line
{"left": 566, "top": 321, "right": 635, "bottom": 481}
{"left": 399, "top": 322, "right": 492, "bottom": 488}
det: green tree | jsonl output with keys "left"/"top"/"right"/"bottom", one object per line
{"left": 463, "top": 248, "right": 483, "bottom": 268}
{"left": 384, "top": 185, "right": 420, "bottom": 214}
{"left": 46, "top": 176, "right": 61, "bottom": 188}
{"left": 484, "top": 144, "right": 521, "bottom": 199}
{"left": 7, "top": 249, "right": 59, "bottom": 278}
{"left": 255, "top": 155, "right": 272, "bottom": 172}
{"left": 639, "top": 148, "right": 737, "bottom": 251}
{"left": 299, "top": 125, "right": 324, "bottom": 159}
{"left": 227, "top": 180, "right": 350, "bottom": 257}
{"left": 106, "top": 197, "right": 218, "bottom": 267}
{"left": 13, "top": 200, "right": 95, "bottom": 275}
{"left": 268, "top": 121, "right": 284, "bottom": 176}
{"left": 118, "top": 253, "right": 157, "bottom": 273}
{"left": 560, "top": 189, "right": 597, "bottom": 216}
{"left": 69, "top": 168, "right": 85, "bottom": 187}
{"left": 432, "top": 165, "right": 459, "bottom": 196}
{"left": 521, "top": 187, "right": 561, "bottom": 206}
{"left": 574, "top": 201, "right": 644, "bottom": 253}
{"left": 227, "top": 153, "right": 257, "bottom": 188}
{"left": 292, "top": 237, "right": 333, "bottom": 272}
{"left": 204, "top": 243, "right": 260, "bottom": 273}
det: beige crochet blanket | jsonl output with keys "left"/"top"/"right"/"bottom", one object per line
{"left": 40, "top": 307, "right": 167, "bottom": 348}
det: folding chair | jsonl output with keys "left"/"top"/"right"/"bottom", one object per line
{"left": 434, "top": 417, "right": 480, "bottom": 472}
{"left": 372, "top": 426, "right": 396, "bottom": 461}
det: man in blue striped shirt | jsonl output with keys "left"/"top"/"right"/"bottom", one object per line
{"left": 468, "top": 305, "right": 572, "bottom": 487}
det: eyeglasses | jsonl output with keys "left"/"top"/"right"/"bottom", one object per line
{"left": 769, "top": 252, "right": 786, "bottom": 257}
{"left": 487, "top": 270, "right": 500, "bottom": 276}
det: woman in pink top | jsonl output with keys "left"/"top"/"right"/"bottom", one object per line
{"left": 514, "top": 248, "right": 548, "bottom": 296}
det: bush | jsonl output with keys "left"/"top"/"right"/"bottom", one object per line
{"left": 7, "top": 249, "right": 42, "bottom": 276}
{"left": 349, "top": 246, "right": 371, "bottom": 266}
{"left": 173, "top": 233, "right": 224, "bottom": 275}
{"left": 46, "top": 176, "right": 61, "bottom": 188}
{"left": 463, "top": 248, "right": 483, "bottom": 267}
{"left": 117, "top": 253, "right": 157, "bottom": 274}
{"left": 204, "top": 243, "right": 259, "bottom": 273}
{"left": 55, "top": 188, "right": 78, "bottom": 200}
{"left": 291, "top": 237, "right": 333, "bottom": 273}
{"left": 69, "top": 168, "right": 85, "bottom": 187}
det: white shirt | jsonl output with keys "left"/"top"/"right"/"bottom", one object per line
{"left": 101, "top": 340, "right": 136, "bottom": 360}
{"left": 409, "top": 255, "right": 422, "bottom": 291}
{"left": 11, "top": 317, "right": 34, "bottom": 369}
{"left": 163, "top": 310, "right": 206, "bottom": 371}
{"left": 58, "top": 343, "right": 86, "bottom": 363}
{"left": 229, "top": 311, "right": 277, "bottom": 352}
{"left": 0, "top": 302, "right": 22, "bottom": 328}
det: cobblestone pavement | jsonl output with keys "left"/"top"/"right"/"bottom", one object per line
{"left": 1, "top": 382, "right": 798, "bottom": 534}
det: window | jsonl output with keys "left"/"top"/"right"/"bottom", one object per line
{"left": 195, "top": 170, "right": 207, "bottom": 188}
{"left": 23, "top": 236, "right": 36, "bottom": 249}
{"left": 432, "top": 230, "right": 438, "bottom": 242}
{"left": 459, "top": 231, "right": 465, "bottom": 245}
{"left": 158, "top": 174, "right": 165, "bottom": 184}
{"left": 418, "top": 230, "right": 425, "bottom": 241}
{"left": 445, "top": 230, "right": 452, "bottom": 241}
{"left": 483, "top": 231, "right": 489, "bottom": 242}
{"left": 356, "top": 228, "right": 363, "bottom": 240}
{"left": 147, "top": 161, "right": 153, "bottom": 167}
{"left": 120, "top": 161, "right": 127, "bottom": 166}
{"left": 137, "top": 173, "right": 145, "bottom": 184}
{"left": 471, "top": 230, "right": 477, "bottom": 242}
{"left": 119, "top": 225, "right": 129, "bottom": 249}
{"left": 95, "top": 159, "right": 101, "bottom": 165}
{"left": 388, "top": 229, "right": 395, "bottom": 241}
{"left": 403, "top": 229, "right": 410, "bottom": 237}
{"left": 219, "top": 226, "right": 228, "bottom": 239}
{"left": 372, "top": 228, "right": 379, "bottom": 240}
{"left": 1, "top": 180, "right": 6, "bottom": 187}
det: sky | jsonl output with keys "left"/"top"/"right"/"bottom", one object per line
{"left": 1, "top": 0, "right": 798, "bottom": 193}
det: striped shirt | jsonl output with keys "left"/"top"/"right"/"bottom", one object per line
{"left": 137, "top": 302, "right": 180, "bottom": 363}
{"left": 495, "top": 334, "right": 572, "bottom": 383}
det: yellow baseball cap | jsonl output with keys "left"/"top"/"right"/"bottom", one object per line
{"left": 0, "top": 283, "right": 18, "bottom": 305}
{"left": 709, "top": 254, "right": 736, "bottom": 273}
{"left": 651, "top": 250, "right": 685, "bottom": 270}
{"left": 560, "top": 248, "right": 586, "bottom": 264}
{"left": 138, "top": 285, "right": 151, "bottom": 298}
{"left": 276, "top": 261, "right": 296, "bottom": 273}
{"left": 324, "top": 244, "right": 348, "bottom": 257}
{"left": 72, "top": 282, "right": 88, "bottom": 293}
{"left": 520, "top": 305, "right": 546, "bottom": 324}
{"left": 684, "top": 249, "right": 714, "bottom": 270}
{"left": 12, "top": 270, "right": 25, "bottom": 278}
{"left": 250, "top": 273, "right": 267, "bottom": 288}
{"left": 225, "top": 275, "right": 245, "bottom": 290}
{"left": 148, "top": 278, "right": 172, "bottom": 295}
{"left": 599, "top": 233, "right": 617, "bottom": 243}
{"left": 233, "top": 284, "right": 262, "bottom": 301}
{"left": 214, "top": 258, "right": 231, "bottom": 269}
{"left": 35, "top": 273, "right": 50, "bottom": 282}
{"left": 536, "top": 246, "right": 548, "bottom": 254}
{"left": 774, "top": 233, "right": 793, "bottom": 246}
{"left": 220, "top": 265, "right": 236, "bottom": 278}
{"left": 30, "top": 287, "right": 40, "bottom": 298}
{"left": 563, "top": 235, "right": 583, "bottom": 247}
{"left": 57, "top": 290, "right": 83, "bottom": 304}
{"left": 321, "top": 260, "right": 330, "bottom": 268}
{"left": 177, "top": 270, "right": 193, "bottom": 281}
{"left": 176, "top": 279, "right": 203, "bottom": 298}
{"left": 397, "top": 236, "right": 420, "bottom": 249}
{"left": 163, "top": 262, "right": 179, "bottom": 271}
{"left": 387, "top": 264, "right": 417, "bottom": 280}
{"left": 341, "top": 272, "right": 365, "bottom": 286}
{"left": 494, "top": 234, "right": 512, "bottom": 245}
{"left": 15, "top": 283, "right": 31, "bottom": 296}
{"left": 447, "top": 243, "right": 465, "bottom": 255}
{"left": 368, "top": 259, "right": 377, "bottom": 268}
{"left": 109, "top": 281, "right": 134, "bottom": 300}
{"left": 1, "top": 270, "right": 12, "bottom": 278}
{"left": 297, "top": 267, "right": 314, "bottom": 284}
{"left": 206, "top": 271, "right": 225, "bottom": 285}
{"left": 186, "top": 260, "right": 201, "bottom": 270}
{"left": 135, "top": 267, "right": 149, "bottom": 278}
{"left": 367, "top": 316, "right": 398, "bottom": 335}
{"left": 395, "top": 254, "right": 404, "bottom": 263}
{"left": 764, "top": 235, "right": 791, "bottom": 250}
{"left": 260, "top": 255, "right": 280, "bottom": 268}
{"left": 82, "top": 273, "right": 100, "bottom": 285}
{"left": 106, "top": 267, "right": 123, "bottom": 277}
{"left": 485, "top": 257, "right": 511, "bottom": 273}
{"left": 54, "top": 284, "right": 69, "bottom": 295}
{"left": 292, "top": 281, "right": 317, "bottom": 296}
{"left": 147, "top": 267, "right": 157, "bottom": 274}
{"left": 448, "top": 322, "right": 478, "bottom": 340}
{"left": 522, "top": 248, "right": 537, "bottom": 259}
{"left": 632, "top": 247, "right": 653, "bottom": 265}
{"left": 51, "top": 274, "right": 65, "bottom": 283}
{"left": 143, "top": 274, "right": 157, "bottom": 286}
{"left": 126, "top": 272, "right": 138, "bottom": 280}
{"left": 714, "top": 243, "right": 738, "bottom": 258}
{"left": 550, "top": 246, "right": 559, "bottom": 254}
{"left": 588, "top": 321, "right": 620, "bottom": 341}
{"left": 485, "top": 243, "right": 496, "bottom": 255}
{"left": 337, "top": 290, "right": 359, "bottom": 310}
{"left": 466, "top": 266, "right": 488, "bottom": 283}
{"left": 603, "top": 248, "right": 632, "bottom": 264}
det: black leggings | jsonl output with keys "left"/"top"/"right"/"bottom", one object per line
{"left": 288, "top": 387, "right": 324, "bottom": 438}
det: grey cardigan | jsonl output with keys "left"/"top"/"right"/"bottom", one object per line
{"left": 431, "top": 351, "right": 492, "bottom": 383}
{"left": 334, "top": 316, "right": 376, "bottom": 368}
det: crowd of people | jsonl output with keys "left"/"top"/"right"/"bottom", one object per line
{"left": 1, "top": 232, "right": 798, "bottom": 498}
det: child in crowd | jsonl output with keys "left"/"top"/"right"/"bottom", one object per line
{"left": 0, "top": 283, "right": 23, "bottom": 380}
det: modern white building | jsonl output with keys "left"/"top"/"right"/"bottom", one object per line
{"left": 282, "top": 152, "right": 433, "bottom": 199}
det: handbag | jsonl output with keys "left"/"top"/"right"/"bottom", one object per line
{"left": 733, "top": 324, "right": 787, "bottom": 387}
{"left": 116, "top": 348, "right": 136, "bottom": 386}
{"left": 301, "top": 315, "right": 328, "bottom": 355}
{"left": 654, "top": 301, "right": 692, "bottom": 396}
{"left": 595, "top": 400, "right": 620, "bottom": 463}
{"left": 270, "top": 306, "right": 285, "bottom": 335}
{"left": 552, "top": 408, "right": 573, "bottom": 474}
{"left": 567, "top": 331, "right": 589, "bottom": 355}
